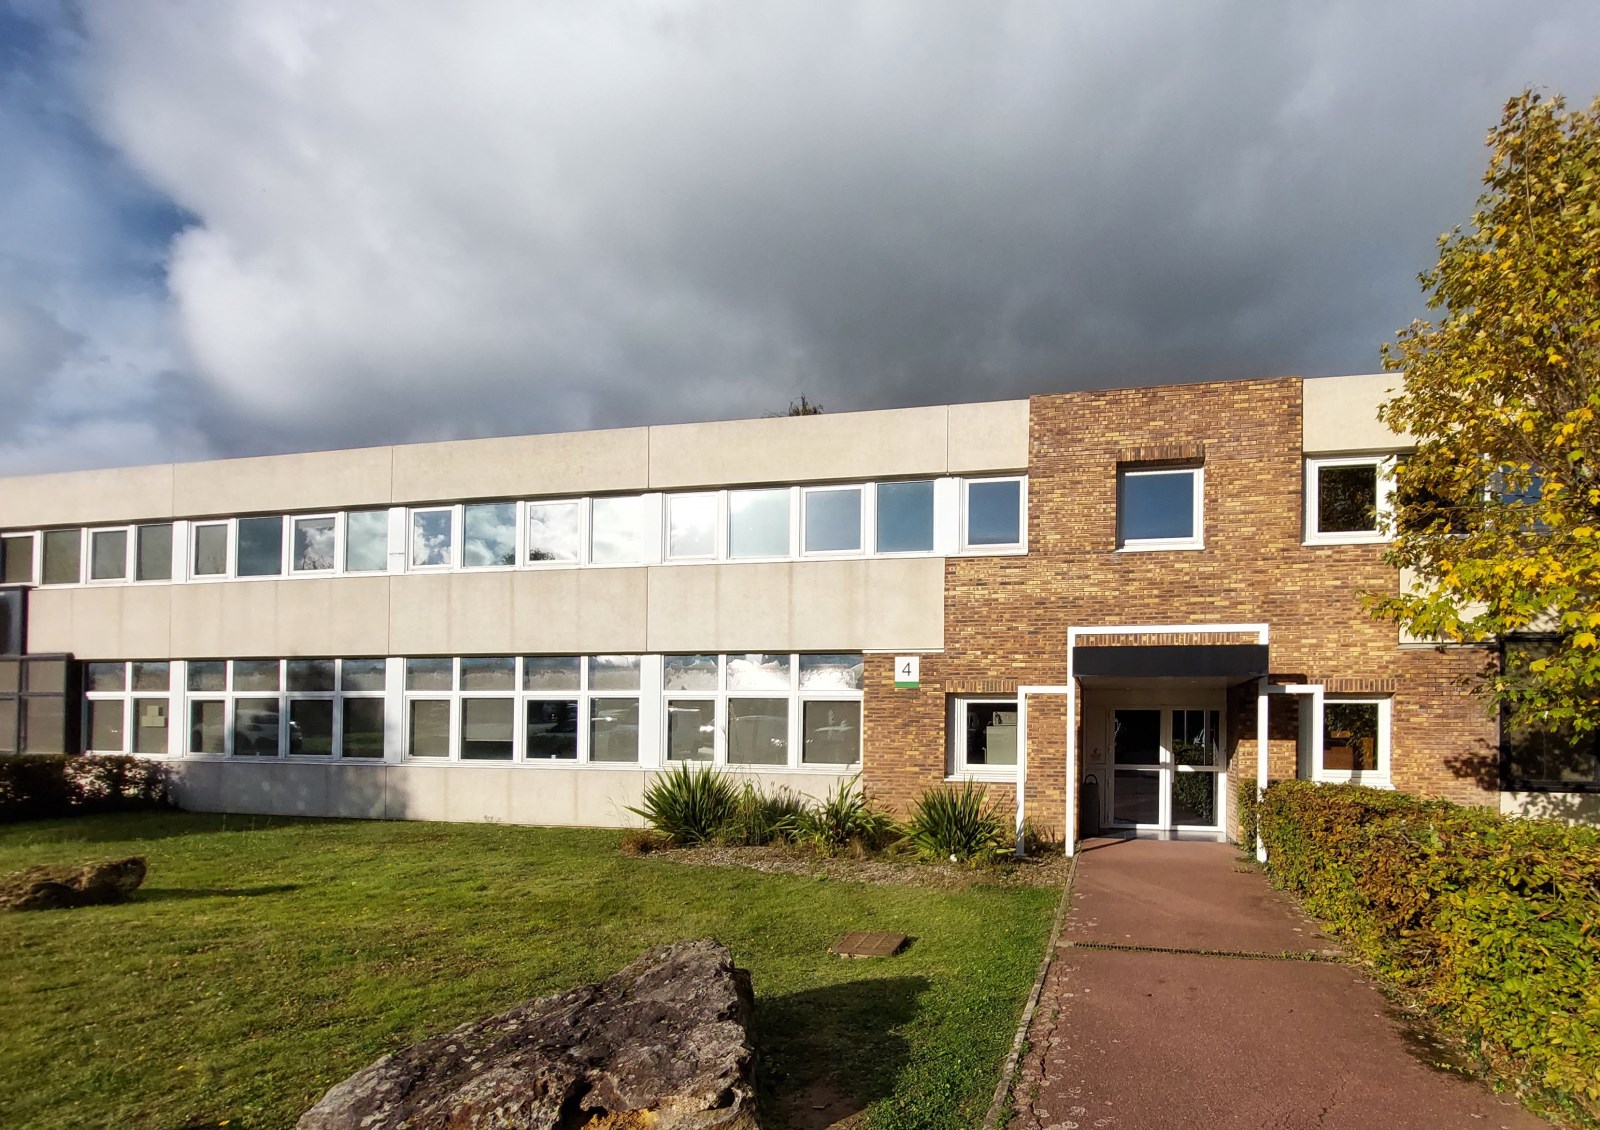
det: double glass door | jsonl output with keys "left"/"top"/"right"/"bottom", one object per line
{"left": 1111, "top": 707, "right": 1224, "bottom": 830}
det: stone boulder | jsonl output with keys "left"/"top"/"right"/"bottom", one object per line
{"left": 298, "top": 938, "right": 759, "bottom": 1130}
{"left": 0, "top": 856, "right": 147, "bottom": 911}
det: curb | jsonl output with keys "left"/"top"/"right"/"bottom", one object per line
{"left": 982, "top": 852, "right": 1078, "bottom": 1130}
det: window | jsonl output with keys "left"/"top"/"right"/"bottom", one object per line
{"left": 527, "top": 501, "right": 581, "bottom": 563}
{"left": 2, "top": 534, "right": 35, "bottom": 584}
{"left": 90, "top": 529, "right": 128, "bottom": 581}
{"left": 727, "top": 653, "right": 792, "bottom": 766}
{"left": 728, "top": 489, "right": 790, "bottom": 558}
{"left": 1306, "top": 457, "right": 1392, "bottom": 542}
{"left": 1118, "top": 467, "right": 1202, "bottom": 550}
{"left": 236, "top": 517, "right": 284, "bottom": 577}
{"left": 340, "top": 659, "right": 388, "bottom": 758}
{"left": 345, "top": 510, "right": 390, "bottom": 572}
{"left": 463, "top": 503, "right": 517, "bottom": 568}
{"left": 286, "top": 659, "right": 335, "bottom": 755}
{"left": 410, "top": 509, "right": 453, "bottom": 568}
{"left": 1505, "top": 719, "right": 1599, "bottom": 790}
{"left": 591, "top": 496, "right": 651, "bottom": 565}
{"left": 874, "top": 480, "right": 934, "bottom": 553}
{"left": 192, "top": 522, "right": 229, "bottom": 576}
{"left": 964, "top": 479, "right": 1023, "bottom": 549}
{"left": 41, "top": 529, "right": 81, "bottom": 585}
{"left": 136, "top": 524, "right": 173, "bottom": 581}
{"left": 667, "top": 493, "right": 718, "bottom": 560}
{"left": 803, "top": 487, "right": 862, "bottom": 554}
{"left": 951, "top": 697, "right": 1019, "bottom": 776}
{"left": 292, "top": 516, "right": 337, "bottom": 572}
{"left": 1310, "top": 697, "right": 1391, "bottom": 784}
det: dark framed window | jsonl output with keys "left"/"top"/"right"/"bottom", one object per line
{"left": 1500, "top": 640, "right": 1600, "bottom": 792}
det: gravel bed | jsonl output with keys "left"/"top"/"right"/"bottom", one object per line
{"left": 647, "top": 841, "right": 1072, "bottom": 890}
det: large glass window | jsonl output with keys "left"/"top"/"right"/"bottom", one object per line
{"left": 2, "top": 534, "right": 34, "bottom": 584}
{"left": 136, "top": 524, "right": 173, "bottom": 581}
{"left": 461, "top": 698, "right": 514, "bottom": 760}
{"left": 526, "top": 700, "right": 579, "bottom": 760}
{"left": 591, "top": 496, "right": 650, "bottom": 564}
{"left": 728, "top": 489, "right": 790, "bottom": 558}
{"left": 590, "top": 698, "right": 639, "bottom": 762}
{"left": 289, "top": 699, "right": 335, "bottom": 755}
{"left": 345, "top": 510, "right": 390, "bottom": 572}
{"left": 964, "top": 480, "right": 1023, "bottom": 548}
{"left": 667, "top": 493, "right": 717, "bottom": 559}
{"left": 527, "top": 501, "right": 581, "bottom": 563}
{"left": 192, "top": 523, "right": 228, "bottom": 576}
{"left": 236, "top": 517, "right": 284, "bottom": 577}
{"left": 410, "top": 509, "right": 453, "bottom": 568}
{"left": 1118, "top": 467, "right": 1202, "bottom": 549}
{"left": 1307, "top": 458, "right": 1391, "bottom": 541}
{"left": 1309, "top": 698, "right": 1391, "bottom": 783}
{"left": 408, "top": 700, "right": 450, "bottom": 757}
{"left": 342, "top": 698, "right": 386, "bottom": 758}
{"left": 802, "top": 701, "right": 861, "bottom": 765}
{"left": 133, "top": 698, "right": 169, "bottom": 754}
{"left": 463, "top": 503, "right": 517, "bottom": 567}
{"left": 190, "top": 700, "right": 226, "bottom": 754}
{"left": 88, "top": 699, "right": 125, "bottom": 752}
{"left": 803, "top": 487, "right": 862, "bottom": 554}
{"left": 875, "top": 481, "right": 934, "bottom": 553}
{"left": 292, "top": 516, "right": 337, "bottom": 572}
{"left": 41, "top": 529, "right": 81, "bottom": 585}
{"left": 664, "top": 654, "right": 719, "bottom": 691}
{"left": 667, "top": 699, "right": 716, "bottom": 761}
{"left": 728, "top": 698, "right": 788, "bottom": 765}
{"left": 1506, "top": 719, "right": 1599, "bottom": 788}
{"left": 90, "top": 529, "right": 128, "bottom": 581}
{"left": 952, "top": 697, "right": 1019, "bottom": 773}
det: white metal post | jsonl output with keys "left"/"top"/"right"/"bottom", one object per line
{"left": 1014, "top": 693, "right": 1029, "bottom": 857}
{"left": 1256, "top": 676, "right": 1270, "bottom": 863}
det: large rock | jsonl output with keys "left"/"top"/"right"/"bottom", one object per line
{"left": 0, "top": 856, "right": 146, "bottom": 911}
{"left": 298, "top": 938, "right": 759, "bottom": 1130}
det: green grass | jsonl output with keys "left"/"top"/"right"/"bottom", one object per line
{"left": 0, "top": 813, "right": 1057, "bottom": 1130}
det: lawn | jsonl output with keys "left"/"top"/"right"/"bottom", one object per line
{"left": 0, "top": 813, "right": 1058, "bottom": 1130}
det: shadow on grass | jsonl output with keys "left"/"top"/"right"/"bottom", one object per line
{"left": 136, "top": 883, "right": 302, "bottom": 902}
{"left": 0, "top": 811, "right": 366, "bottom": 846}
{"left": 758, "top": 975, "right": 929, "bottom": 1130}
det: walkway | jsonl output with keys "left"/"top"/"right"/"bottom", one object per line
{"left": 1007, "top": 837, "right": 1549, "bottom": 1130}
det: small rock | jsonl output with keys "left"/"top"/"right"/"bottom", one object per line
{"left": 298, "top": 938, "right": 758, "bottom": 1130}
{"left": 0, "top": 857, "right": 147, "bottom": 911}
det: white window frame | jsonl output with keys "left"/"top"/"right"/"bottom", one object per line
{"left": 525, "top": 497, "right": 586, "bottom": 568}
{"left": 86, "top": 526, "right": 132, "bottom": 585}
{"left": 1305, "top": 695, "right": 1392, "bottom": 788}
{"left": 959, "top": 476, "right": 1028, "bottom": 554}
{"left": 587, "top": 494, "right": 662, "bottom": 568}
{"left": 1117, "top": 466, "right": 1205, "bottom": 552}
{"left": 37, "top": 526, "right": 86, "bottom": 586}
{"left": 800, "top": 485, "right": 866, "bottom": 557}
{"left": 234, "top": 515, "right": 288, "bottom": 580}
{"left": 83, "top": 661, "right": 177, "bottom": 756}
{"left": 872, "top": 479, "right": 938, "bottom": 556}
{"left": 726, "top": 487, "right": 795, "bottom": 561}
{"left": 664, "top": 492, "right": 723, "bottom": 562}
{"left": 948, "top": 695, "right": 1021, "bottom": 780}
{"left": 407, "top": 507, "right": 458, "bottom": 571}
{"left": 343, "top": 508, "right": 394, "bottom": 574}
{"left": 1305, "top": 456, "right": 1395, "bottom": 545}
{"left": 189, "top": 519, "right": 234, "bottom": 581}
{"left": 288, "top": 513, "right": 342, "bottom": 575}
{"left": 133, "top": 521, "right": 179, "bottom": 584}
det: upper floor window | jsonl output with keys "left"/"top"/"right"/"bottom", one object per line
{"left": 875, "top": 480, "right": 935, "bottom": 553}
{"left": 1, "top": 533, "right": 34, "bottom": 584}
{"left": 728, "top": 489, "right": 791, "bottom": 559}
{"left": 803, "top": 487, "right": 863, "bottom": 554}
{"left": 963, "top": 478, "right": 1023, "bottom": 550}
{"left": 1118, "top": 466, "right": 1202, "bottom": 550}
{"left": 1306, "top": 457, "right": 1393, "bottom": 544}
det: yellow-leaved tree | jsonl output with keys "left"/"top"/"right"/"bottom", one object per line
{"left": 1374, "top": 90, "right": 1600, "bottom": 741}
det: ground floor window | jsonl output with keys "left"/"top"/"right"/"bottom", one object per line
{"left": 1504, "top": 718, "right": 1600, "bottom": 790}
{"left": 950, "top": 697, "right": 1018, "bottom": 776}
{"left": 1308, "top": 697, "right": 1391, "bottom": 785}
{"left": 662, "top": 652, "right": 863, "bottom": 768}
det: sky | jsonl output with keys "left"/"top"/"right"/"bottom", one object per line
{"left": 1, "top": 1, "right": 1599, "bottom": 476}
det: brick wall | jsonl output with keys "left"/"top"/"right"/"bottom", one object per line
{"left": 861, "top": 377, "right": 1499, "bottom": 840}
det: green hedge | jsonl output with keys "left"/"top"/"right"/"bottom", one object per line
{"left": 1259, "top": 781, "right": 1600, "bottom": 1122}
{"left": 0, "top": 755, "right": 172, "bottom": 823}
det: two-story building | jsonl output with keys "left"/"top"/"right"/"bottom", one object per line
{"left": 2, "top": 373, "right": 1594, "bottom": 842}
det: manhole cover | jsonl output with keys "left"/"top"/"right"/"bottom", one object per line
{"left": 829, "top": 931, "right": 909, "bottom": 958}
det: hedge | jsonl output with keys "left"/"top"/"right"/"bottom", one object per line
{"left": 0, "top": 755, "right": 172, "bottom": 823}
{"left": 1258, "top": 781, "right": 1600, "bottom": 1123}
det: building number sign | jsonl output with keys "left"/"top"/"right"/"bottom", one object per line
{"left": 894, "top": 656, "right": 920, "bottom": 689}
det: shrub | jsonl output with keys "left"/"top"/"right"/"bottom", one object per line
{"left": 792, "top": 774, "right": 896, "bottom": 856}
{"left": 627, "top": 763, "right": 739, "bottom": 845}
{"left": 716, "top": 781, "right": 809, "bottom": 847}
{"left": 618, "top": 828, "right": 667, "bottom": 856}
{"left": 906, "top": 780, "right": 1010, "bottom": 864}
{"left": 1258, "top": 781, "right": 1600, "bottom": 1122}
{"left": 1234, "top": 776, "right": 1261, "bottom": 851}
{"left": 0, "top": 755, "right": 171, "bottom": 823}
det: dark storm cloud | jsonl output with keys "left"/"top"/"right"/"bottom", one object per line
{"left": 3, "top": 0, "right": 1599, "bottom": 472}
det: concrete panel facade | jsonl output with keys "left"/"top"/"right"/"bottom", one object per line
{"left": 173, "top": 448, "right": 395, "bottom": 518}
{"left": 26, "top": 586, "right": 174, "bottom": 657}
{"left": 947, "top": 399, "right": 1030, "bottom": 473}
{"left": 390, "top": 428, "right": 652, "bottom": 505}
{"left": 0, "top": 463, "right": 175, "bottom": 528}
{"left": 1303, "top": 373, "right": 1415, "bottom": 454}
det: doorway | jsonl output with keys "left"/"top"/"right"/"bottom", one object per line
{"left": 1109, "top": 706, "right": 1225, "bottom": 831}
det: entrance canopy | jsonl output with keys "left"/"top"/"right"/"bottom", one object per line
{"left": 1073, "top": 644, "right": 1268, "bottom": 680}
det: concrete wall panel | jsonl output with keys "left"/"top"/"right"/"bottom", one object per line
{"left": 1303, "top": 374, "right": 1415, "bottom": 454}
{"left": 167, "top": 577, "right": 390, "bottom": 657}
{"left": 0, "top": 464, "right": 175, "bottom": 528}
{"left": 173, "top": 448, "right": 394, "bottom": 518}
{"left": 947, "top": 400, "right": 1029, "bottom": 473}
{"left": 1500, "top": 790, "right": 1600, "bottom": 823}
{"left": 647, "top": 407, "right": 952, "bottom": 489}
{"left": 390, "top": 429, "right": 650, "bottom": 505}
{"left": 26, "top": 585, "right": 173, "bottom": 658}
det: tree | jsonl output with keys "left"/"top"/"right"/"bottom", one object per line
{"left": 1371, "top": 90, "right": 1600, "bottom": 736}
{"left": 786, "top": 395, "right": 823, "bottom": 416}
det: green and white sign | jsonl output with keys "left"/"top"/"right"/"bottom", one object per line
{"left": 894, "top": 656, "right": 920, "bottom": 688}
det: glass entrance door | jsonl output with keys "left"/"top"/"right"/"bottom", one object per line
{"left": 1110, "top": 707, "right": 1224, "bottom": 830}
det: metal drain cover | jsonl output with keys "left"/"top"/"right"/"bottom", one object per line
{"left": 829, "top": 930, "right": 909, "bottom": 958}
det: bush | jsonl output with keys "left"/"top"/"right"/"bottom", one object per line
{"left": 717, "top": 781, "right": 809, "bottom": 847}
{"left": 0, "top": 755, "right": 171, "bottom": 823}
{"left": 792, "top": 774, "right": 896, "bottom": 855}
{"left": 1258, "top": 781, "right": 1600, "bottom": 1123}
{"left": 906, "top": 780, "right": 1010, "bottom": 864}
{"left": 627, "top": 763, "right": 739, "bottom": 845}
{"left": 1234, "top": 776, "right": 1261, "bottom": 851}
